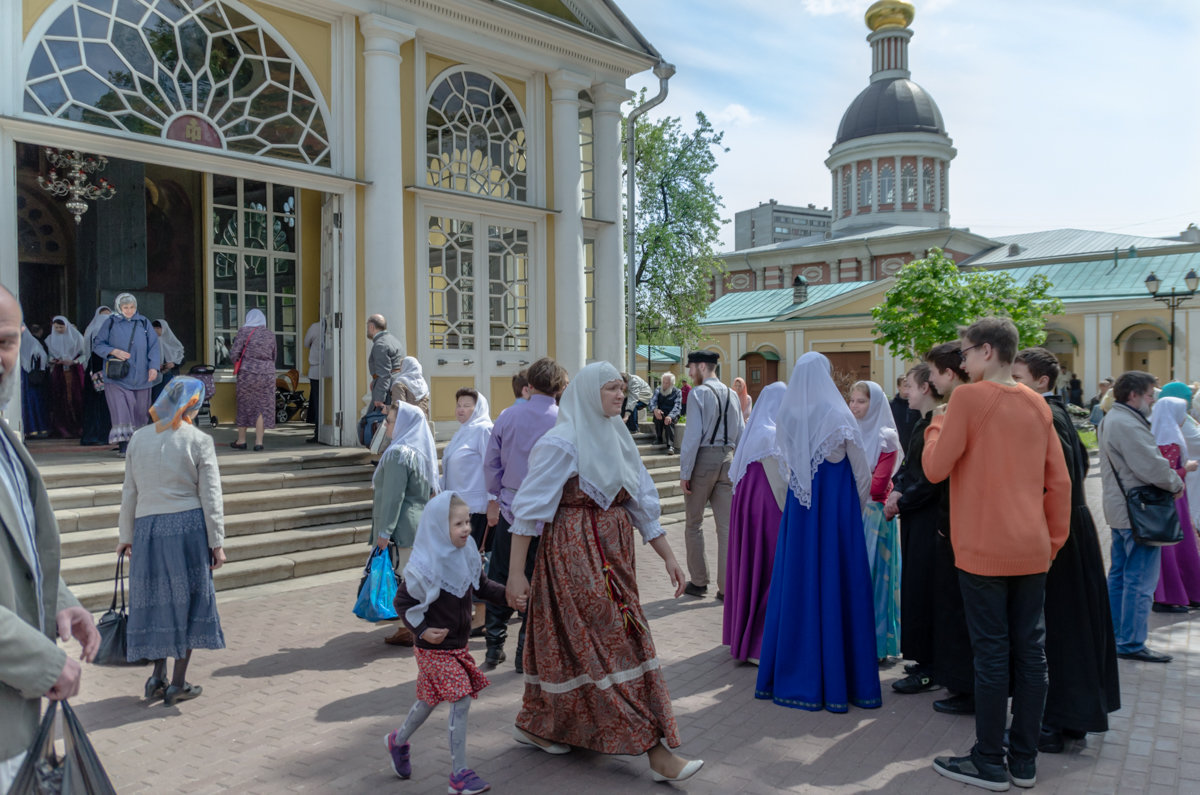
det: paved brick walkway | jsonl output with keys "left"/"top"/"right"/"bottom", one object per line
{"left": 59, "top": 464, "right": 1199, "bottom": 793}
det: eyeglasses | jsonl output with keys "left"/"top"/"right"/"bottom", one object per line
{"left": 959, "top": 344, "right": 981, "bottom": 362}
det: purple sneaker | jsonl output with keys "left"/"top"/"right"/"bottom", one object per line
{"left": 385, "top": 731, "right": 411, "bottom": 779}
{"left": 448, "top": 768, "right": 490, "bottom": 794}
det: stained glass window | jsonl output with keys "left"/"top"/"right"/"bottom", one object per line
{"left": 426, "top": 70, "right": 527, "bottom": 201}
{"left": 25, "top": 0, "right": 331, "bottom": 167}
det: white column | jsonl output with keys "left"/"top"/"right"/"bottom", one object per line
{"left": 934, "top": 159, "right": 943, "bottom": 213}
{"left": 360, "top": 14, "right": 415, "bottom": 349}
{"left": 850, "top": 164, "right": 859, "bottom": 215}
{"left": 942, "top": 160, "right": 950, "bottom": 214}
{"left": 916, "top": 155, "right": 925, "bottom": 209}
{"left": 590, "top": 83, "right": 631, "bottom": 367}
{"left": 1187, "top": 309, "right": 1200, "bottom": 385}
{"left": 831, "top": 170, "right": 839, "bottom": 217}
{"left": 893, "top": 155, "right": 901, "bottom": 206}
{"left": 731, "top": 333, "right": 747, "bottom": 380}
{"left": 1098, "top": 313, "right": 1114, "bottom": 382}
{"left": 549, "top": 69, "right": 591, "bottom": 374}
{"left": 870, "top": 157, "right": 879, "bottom": 213}
{"left": 1083, "top": 313, "right": 1098, "bottom": 397}
{"left": 1175, "top": 310, "right": 1189, "bottom": 382}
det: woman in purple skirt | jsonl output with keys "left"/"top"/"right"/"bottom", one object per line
{"left": 723, "top": 381, "right": 787, "bottom": 663}
{"left": 229, "top": 309, "right": 276, "bottom": 451}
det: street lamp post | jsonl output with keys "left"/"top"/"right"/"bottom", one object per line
{"left": 1144, "top": 268, "right": 1200, "bottom": 381}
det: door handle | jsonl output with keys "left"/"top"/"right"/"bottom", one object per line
{"left": 437, "top": 358, "right": 474, "bottom": 366}
{"left": 497, "top": 359, "right": 530, "bottom": 367}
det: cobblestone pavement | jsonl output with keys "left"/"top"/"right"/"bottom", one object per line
{"left": 59, "top": 462, "right": 1200, "bottom": 793}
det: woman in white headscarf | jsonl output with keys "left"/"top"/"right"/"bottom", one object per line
{"left": 390, "top": 356, "right": 431, "bottom": 420}
{"left": 46, "top": 315, "right": 87, "bottom": 438}
{"left": 20, "top": 325, "right": 50, "bottom": 439}
{"left": 441, "top": 387, "right": 494, "bottom": 549}
{"left": 849, "top": 380, "right": 903, "bottom": 661}
{"left": 151, "top": 318, "right": 186, "bottom": 401}
{"left": 80, "top": 306, "right": 113, "bottom": 445}
{"left": 1149, "top": 395, "right": 1200, "bottom": 611}
{"left": 373, "top": 399, "right": 439, "bottom": 647}
{"left": 756, "top": 352, "right": 881, "bottom": 714}
{"left": 723, "top": 381, "right": 788, "bottom": 663}
{"left": 504, "top": 361, "right": 702, "bottom": 783}
{"left": 229, "top": 308, "right": 275, "bottom": 451}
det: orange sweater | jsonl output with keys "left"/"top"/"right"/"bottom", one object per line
{"left": 923, "top": 380, "right": 1071, "bottom": 576}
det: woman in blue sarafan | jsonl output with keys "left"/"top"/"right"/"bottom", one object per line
{"left": 755, "top": 352, "right": 882, "bottom": 713}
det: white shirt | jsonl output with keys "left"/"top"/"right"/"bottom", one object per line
{"left": 303, "top": 321, "right": 332, "bottom": 381}
{"left": 510, "top": 435, "right": 665, "bottom": 542}
{"left": 441, "top": 435, "right": 493, "bottom": 514}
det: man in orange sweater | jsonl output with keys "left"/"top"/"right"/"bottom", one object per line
{"left": 923, "top": 317, "right": 1071, "bottom": 792}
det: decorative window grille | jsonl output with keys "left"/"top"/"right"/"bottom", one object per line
{"left": 427, "top": 216, "right": 476, "bottom": 350}
{"left": 878, "top": 164, "right": 895, "bottom": 204}
{"left": 940, "top": 161, "right": 947, "bottom": 210}
{"left": 426, "top": 71, "right": 527, "bottom": 201}
{"left": 24, "top": 0, "right": 331, "bottom": 167}
{"left": 584, "top": 238, "right": 595, "bottom": 360}
{"left": 487, "top": 224, "right": 529, "bottom": 351}
{"left": 841, "top": 167, "right": 851, "bottom": 212}
{"left": 901, "top": 164, "right": 917, "bottom": 203}
{"left": 211, "top": 176, "right": 299, "bottom": 368}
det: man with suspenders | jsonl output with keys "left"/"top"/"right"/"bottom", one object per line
{"left": 678, "top": 351, "right": 745, "bottom": 599}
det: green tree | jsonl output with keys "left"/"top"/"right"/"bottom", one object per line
{"left": 625, "top": 99, "right": 727, "bottom": 349}
{"left": 871, "top": 248, "right": 1064, "bottom": 360}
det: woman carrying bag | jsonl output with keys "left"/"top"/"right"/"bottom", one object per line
{"left": 92, "top": 293, "right": 160, "bottom": 457}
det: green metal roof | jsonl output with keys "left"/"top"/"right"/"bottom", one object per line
{"left": 700, "top": 281, "right": 873, "bottom": 325}
{"left": 634, "top": 344, "right": 681, "bottom": 363}
{"left": 992, "top": 250, "right": 1200, "bottom": 303}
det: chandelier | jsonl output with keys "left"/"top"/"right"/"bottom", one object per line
{"left": 37, "top": 149, "right": 117, "bottom": 224}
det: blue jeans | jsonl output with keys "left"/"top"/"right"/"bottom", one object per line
{"left": 1107, "top": 528, "right": 1162, "bottom": 653}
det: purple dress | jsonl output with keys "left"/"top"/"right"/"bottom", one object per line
{"left": 1154, "top": 443, "right": 1200, "bottom": 606}
{"left": 723, "top": 460, "right": 784, "bottom": 661}
{"left": 230, "top": 325, "right": 277, "bottom": 429}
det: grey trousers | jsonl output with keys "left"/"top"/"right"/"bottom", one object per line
{"left": 683, "top": 445, "right": 735, "bottom": 592}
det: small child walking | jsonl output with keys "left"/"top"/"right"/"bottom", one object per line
{"left": 387, "top": 491, "right": 512, "bottom": 795}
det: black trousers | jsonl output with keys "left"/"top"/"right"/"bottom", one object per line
{"left": 958, "top": 571, "right": 1048, "bottom": 765}
{"left": 653, "top": 416, "right": 676, "bottom": 448}
{"left": 484, "top": 515, "right": 539, "bottom": 653}
{"left": 308, "top": 379, "right": 320, "bottom": 439}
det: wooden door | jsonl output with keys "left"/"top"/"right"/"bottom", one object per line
{"left": 744, "top": 353, "right": 780, "bottom": 402}
{"left": 823, "top": 351, "right": 871, "bottom": 396}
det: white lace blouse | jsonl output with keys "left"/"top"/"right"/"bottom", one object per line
{"left": 509, "top": 435, "right": 665, "bottom": 543}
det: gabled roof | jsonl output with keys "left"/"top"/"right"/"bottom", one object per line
{"left": 500, "top": 0, "right": 660, "bottom": 58}
{"left": 701, "top": 282, "right": 874, "bottom": 326}
{"left": 962, "top": 229, "right": 1184, "bottom": 268}
{"left": 722, "top": 224, "right": 972, "bottom": 258}
{"left": 635, "top": 344, "right": 681, "bottom": 363}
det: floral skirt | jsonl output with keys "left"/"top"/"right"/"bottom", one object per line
{"left": 415, "top": 647, "right": 490, "bottom": 706}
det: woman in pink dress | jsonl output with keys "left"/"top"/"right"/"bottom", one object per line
{"left": 723, "top": 381, "right": 787, "bottom": 663}
{"left": 1150, "top": 396, "right": 1200, "bottom": 611}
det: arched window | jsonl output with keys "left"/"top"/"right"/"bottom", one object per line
{"left": 24, "top": 0, "right": 331, "bottom": 166}
{"left": 426, "top": 70, "right": 527, "bottom": 201}
{"left": 901, "top": 164, "right": 917, "bottom": 203}
{"left": 878, "top": 164, "right": 895, "bottom": 205}
{"left": 841, "top": 167, "right": 851, "bottom": 214}
{"left": 858, "top": 166, "right": 873, "bottom": 207}
{"left": 922, "top": 163, "right": 935, "bottom": 206}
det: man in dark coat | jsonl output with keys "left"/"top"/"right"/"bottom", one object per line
{"left": 1013, "top": 348, "right": 1121, "bottom": 752}
{"left": 890, "top": 376, "right": 919, "bottom": 453}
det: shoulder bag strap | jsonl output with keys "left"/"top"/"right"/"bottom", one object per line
{"left": 1103, "top": 449, "right": 1128, "bottom": 499}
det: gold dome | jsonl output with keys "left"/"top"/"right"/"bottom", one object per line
{"left": 865, "top": 0, "right": 915, "bottom": 31}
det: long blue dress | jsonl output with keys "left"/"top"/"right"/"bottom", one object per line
{"left": 755, "top": 457, "right": 882, "bottom": 713}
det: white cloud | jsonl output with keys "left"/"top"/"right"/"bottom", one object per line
{"left": 709, "top": 103, "right": 762, "bottom": 127}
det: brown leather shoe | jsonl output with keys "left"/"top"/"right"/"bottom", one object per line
{"left": 385, "top": 626, "right": 414, "bottom": 646}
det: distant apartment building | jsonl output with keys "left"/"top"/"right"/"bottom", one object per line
{"left": 734, "top": 200, "right": 833, "bottom": 250}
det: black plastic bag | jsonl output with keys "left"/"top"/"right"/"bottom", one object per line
{"left": 9, "top": 701, "right": 118, "bottom": 794}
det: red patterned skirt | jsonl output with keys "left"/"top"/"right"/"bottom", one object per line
{"left": 516, "top": 477, "right": 680, "bottom": 755}
{"left": 414, "top": 647, "right": 490, "bottom": 706}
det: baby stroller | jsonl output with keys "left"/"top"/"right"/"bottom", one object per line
{"left": 275, "top": 369, "right": 309, "bottom": 424}
{"left": 187, "top": 365, "right": 218, "bottom": 427}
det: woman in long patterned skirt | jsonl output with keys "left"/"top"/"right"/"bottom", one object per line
{"left": 505, "top": 362, "right": 703, "bottom": 784}
{"left": 229, "top": 308, "right": 276, "bottom": 451}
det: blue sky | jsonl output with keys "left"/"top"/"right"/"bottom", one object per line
{"left": 624, "top": 0, "right": 1200, "bottom": 251}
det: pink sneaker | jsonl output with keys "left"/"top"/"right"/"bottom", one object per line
{"left": 448, "top": 768, "right": 490, "bottom": 794}
{"left": 385, "top": 731, "right": 411, "bottom": 779}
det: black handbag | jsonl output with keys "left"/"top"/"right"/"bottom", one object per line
{"left": 1106, "top": 451, "right": 1183, "bottom": 547}
{"left": 9, "top": 700, "right": 118, "bottom": 795}
{"left": 94, "top": 552, "right": 144, "bottom": 666}
{"left": 102, "top": 319, "right": 138, "bottom": 381}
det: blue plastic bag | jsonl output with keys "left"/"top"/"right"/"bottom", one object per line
{"left": 353, "top": 547, "right": 399, "bottom": 622}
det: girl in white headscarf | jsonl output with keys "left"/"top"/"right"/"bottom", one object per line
{"left": 441, "top": 388, "right": 494, "bottom": 548}
{"left": 505, "top": 361, "right": 702, "bottom": 783}
{"left": 46, "top": 315, "right": 86, "bottom": 438}
{"left": 20, "top": 326, "right": 50, "bottom": 439}
{"left": 756, "top": 352, "right": 881, "bottom": 714}
{"left": 849, "top": 380, "right": 903, "bottom": 661}
{"left": 1149, "top": 396, "right": 1200, "bottom": 610}
{"left": 373, "top": 400, "right": 439, "bottom": 647}
{"left": 724, "top": 381, "right": 788, "bottom": 663}
{"left": 387, "top": 491, "right": 509, "bottom": 794}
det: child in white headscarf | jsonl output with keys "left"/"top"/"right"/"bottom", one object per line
{"left": 387, "top": 492, "right": 509, "bottom": 795}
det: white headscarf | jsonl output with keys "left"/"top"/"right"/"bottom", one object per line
{"left": 244, "top": 308, "right": 267, "bottom": 328}
{"left": 442, "top": 392, "right": 492, "bottom": 474}
{"left": 45, "top": 316, "right": 85, "bottom": 363}
{"left": 393, "top": 357, "right": 429, "bottom": 402}
{"left": 21, "top": 328, "right": 47, "bottom": 373}
{"left": 544, "top": 361, "right": 644, "bottom": 510}
{"left": 775, "top": 352, "right": 871, "bottom": 508}
{"left": 401, "top": 491, "right": 482, "bottom": 628}
{"left": 855, "top": 380, "right": 902, "bottom": 476}
{"left": 1151, "top": 396, "right": 1189, "bottom": 454}
{"left": 375, "top": 401, "right": 439, "bottom": 491}
{"left": 81, "top": 306, "right": 111, "bottom": 360}
{"left": 730, "top": 381, "right": 788, "bottom": 489}
{"left": 155, "top": 319, "right": 185, "bottom": 364}
{"left": 113, "top": 292, "right": 137, "bottom": 312}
